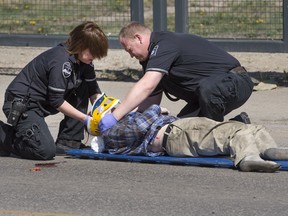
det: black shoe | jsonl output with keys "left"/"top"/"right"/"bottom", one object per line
{"left": 55, "top": 139, "right": 84, "bottom": 155}
{"left": 0, "top": 120, "right": 11, "bottom": 157}
{"left": 79, "top": 144, "right": 91, "bottom": 149}
{"left": 0, "top": 148, "right": 10, "bottom": 157}
{"left": 230, "top": 112, "right": 251, "bottom": 124}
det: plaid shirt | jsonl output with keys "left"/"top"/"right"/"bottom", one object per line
{"left": 102, "top": 105, "right": 178, "bottom": 156}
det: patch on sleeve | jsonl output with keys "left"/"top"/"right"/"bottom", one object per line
{"left": 62, "top": 62, "right": 72, "bottom": 78}
{"left": 151, "top": 45, "right": 159, "bottom": 57}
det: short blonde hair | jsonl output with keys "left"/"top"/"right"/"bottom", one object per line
{"left": 66, "top": 21, "right": 108, "bottom": 59}
{"left": 119, "top": 22, "right": 151, "bottom": 39}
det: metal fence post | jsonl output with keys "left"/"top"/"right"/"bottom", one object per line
{"left": 153, "top": 0, "right": 167, "bottom": 31}
{"left": 130, "top": 0, "right": 144, "bottom": 23}
{"left": 175, "top": 0, "right": 188, "bottom": 33}
{"left": 283, "top": 0, "right": 288, "bottom": 43}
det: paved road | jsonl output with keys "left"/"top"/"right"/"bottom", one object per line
{"left": 0, "top": 75, "right": 288, "bottom": 216}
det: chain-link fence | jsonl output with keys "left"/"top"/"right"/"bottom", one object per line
{"left": 0, "top": 0, "right": 286, "bottom": 52}
{"left": 0, "top": 0, "right": 130, "bottom": 36}
{"left": 0, "top": 0, "right": 283, "bottom": 39}
{"left": 187, "top": 0, "right": 283, "bottom": 39}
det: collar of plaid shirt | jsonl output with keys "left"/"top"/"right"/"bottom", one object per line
{"left": 102, "top": 104, "right": 178, "bottom": 156}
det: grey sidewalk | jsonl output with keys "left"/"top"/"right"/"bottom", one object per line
{"left": 0, "top": 76, "right": 288, "bottom": 216}
{"left": 0, "top": 45, "right": 288, "bottom": 216}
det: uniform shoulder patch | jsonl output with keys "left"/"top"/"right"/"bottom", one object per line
{"left": 62, "top": 62, "right": 72, "bottom": 78}
{"left": 151, "top": 45, "right": 159, "bottom": 57}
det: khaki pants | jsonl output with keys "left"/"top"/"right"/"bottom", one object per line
{"left": 164, "top": 117, "right": 277, "bottom": 166}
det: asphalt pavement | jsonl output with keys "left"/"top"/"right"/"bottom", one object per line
{"left": 0, "top": 75, "right": 288, "bottom": 216}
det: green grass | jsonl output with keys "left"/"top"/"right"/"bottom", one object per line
{"left": 0, "top": 0, "right": 283, "bottom": 39}
{"left": 186, "top": 0, "right": 282, "bottom": 39}
{"left": 0, "top": 0, "right": 130, "bottom": 35}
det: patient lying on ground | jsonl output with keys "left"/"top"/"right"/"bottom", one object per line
{"left": 89, "top": 94, "right": 288, "bottom": 173}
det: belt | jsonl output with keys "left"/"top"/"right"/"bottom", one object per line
{"left": 6, "top": 92, "right": 24, "bottom": 102}
{"left": 229, "top": 66, "right": 247, "bottom": 75}
{"left": 162, "top": 124, "right": 173, "bottom": 150}
{"left": 6, "top": 92, "right": 15, "bottom": 101}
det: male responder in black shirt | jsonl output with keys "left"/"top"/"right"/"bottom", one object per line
{"left": 98, "top": 22, "right": 254, "bottom": 134}
{"left": 0, "top": 21, "right": 108, "bottom": 160}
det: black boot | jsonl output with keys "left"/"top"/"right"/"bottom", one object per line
{"left": 0, "top": 120, "right": 14, "bottom": 157}
{"left": 55, "top": 138, "right": 86, "bottom": 155}
{"left": 230, "top": 112, "right": 251, "bottom": 124}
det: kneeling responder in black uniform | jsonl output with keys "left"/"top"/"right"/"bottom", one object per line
{"left": 98, "top": 22, "right": 254, "bottom": 134}
{"left": 0, "top": 21, "right": 108, "bottom": 160}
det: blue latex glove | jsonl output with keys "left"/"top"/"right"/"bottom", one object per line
{"left": 98, "top": 113, "right": 118, "bottom": 134}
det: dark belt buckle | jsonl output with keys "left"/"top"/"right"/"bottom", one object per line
{"left": 162, "top": 125, "right": 172, "bottom": 150}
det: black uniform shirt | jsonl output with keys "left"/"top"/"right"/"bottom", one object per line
{"left": 141, "top": 32, "right": 240, "bottom": 100}
{"left": 7, "top": 43, "right": 101, "bottom": 113}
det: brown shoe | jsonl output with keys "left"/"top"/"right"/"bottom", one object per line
{"left": 262, "top": 148, "right": 288, "bottom": 160}
{"left": 239, "top": 155, "right": 281, "bottom": 173}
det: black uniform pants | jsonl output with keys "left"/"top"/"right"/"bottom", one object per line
{"left": 1, "top": 82, "right": 89, "bottom": 160}
{"left": 177, "top": 71, "right": 254, "bottom": 121}
{"left": 57, "top": 82, "right": 89, "bottom": 142}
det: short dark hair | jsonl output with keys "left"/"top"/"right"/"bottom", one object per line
{"left": 119, "top": 21, "right": 150, "bottom": 39}
{"left": 66, "top": 21, "right": 108, "bottom": 59}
